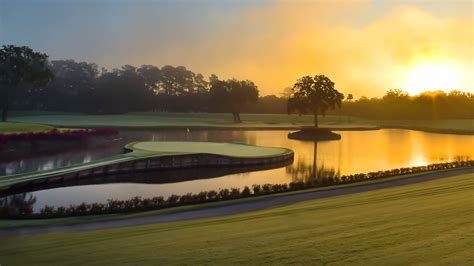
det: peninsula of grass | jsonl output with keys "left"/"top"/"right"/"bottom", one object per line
{"left": 0, "top": 122, "right": 55, "bottom": 134}
{"left": 125, "top": 141, "right": 292, "bottom": 157}
{"left": 0, "top": 141, "right": 293, "bottom": 189}
{"left": 1, "top": 172, "right": 472, "bottom": 265}
{"left": 8, "top": 111, "right": 474, "bottom": 134}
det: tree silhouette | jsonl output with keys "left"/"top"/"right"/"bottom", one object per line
{"left": 347, "top": 94, "right": 354, "bottom": 102}
{"left": 0, "top": 45, "right": 53, "bottom": 121}
{"left": 0, "top": 193, "right": 36, "bottom": 217}
{"left": 37, "top": 60, "right": 98, "bottom": 112}
{"left": 209, "top": 76, "right": 259, "bottom": 123}
{"left": 287, "top": 75, "right": 344, "bottom": 128}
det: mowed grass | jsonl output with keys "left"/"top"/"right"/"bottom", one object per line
{"left": 378, "top": 119, "right": 474, "bottom": 134}
{"left": 0, "top": 122, "right": 55, "bottom": 133}
{"left": 8, "top": 111, "right": 474, "bottom": 134}
{"left": 128, "top": 141, "right": 291, "bottom": 157}
{"left": 1, "top": 173, "right": 472, "bottom": 265}
{"left": 9, "top": 112, "right": 376, "bottom": 129}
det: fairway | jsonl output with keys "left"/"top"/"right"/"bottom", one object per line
{"left": 1, "top": 173, "right": 472, "bottom": 265}
{"left": 7, "top": 112, "right": 474, "bottom": 134}
{"left": 9, "top": 112, "right": 376, "bottom": 129}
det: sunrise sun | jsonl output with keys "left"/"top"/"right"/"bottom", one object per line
{"left": 404, "top": 62, "right": 462, "bottom": 95}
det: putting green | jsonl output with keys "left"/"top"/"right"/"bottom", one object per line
{"left": 0, "top": 141, "right": 293, "bottom": 188}
{"left": 126, "top": 141, "right": 292, "bottom": 158}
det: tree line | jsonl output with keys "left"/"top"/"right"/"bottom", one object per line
{"left": 1, "top": 46, "right": 264, "bottom": 121}
{"left": 1, "top": 45, "right": 472, "bottom": 122}
{"left": 333, "top": 89, "right": 473, "bottom": 120}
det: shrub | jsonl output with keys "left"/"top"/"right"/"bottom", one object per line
{"left": 252, "top": 184, "right": 262, "bottom": 195}
{"left": 241, "top": 186, "right": 251, "bottom": 197}
{"left": 3, "top": 160, "right": 472, "bottom": 219}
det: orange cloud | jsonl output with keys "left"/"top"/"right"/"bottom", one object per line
{"left": 188, "top": 2, "right": 473, "bottom": 97}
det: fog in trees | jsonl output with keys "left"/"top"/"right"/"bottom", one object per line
{"left": 3, "top": 45, "right": 473, "bottom": 121}
{"left": 0, "top": 45, "right": 53, "bottom": 121}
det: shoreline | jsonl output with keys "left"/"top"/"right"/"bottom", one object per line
{"left": 0, "top": 167, "right": 471, "bottom": 236}
{"left": 0, "top": 142, "right": 294, "bottom": 192}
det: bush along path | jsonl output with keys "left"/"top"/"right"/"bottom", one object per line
{"left": 0, "top": 164, "right": 472, "bottom": 238}
{"left": 1, "top": 160, "right": 472, "bottom": 220}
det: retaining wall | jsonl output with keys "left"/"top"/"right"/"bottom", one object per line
{"left": 1, "top": 151, "right": 294, "bottom": 194}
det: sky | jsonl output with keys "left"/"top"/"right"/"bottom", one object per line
{"left": 1, "top": 0, "right": 473, "bottom": 97}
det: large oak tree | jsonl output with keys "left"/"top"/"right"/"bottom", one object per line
{"left": 209, "top": 76, "right": 259, "bottom": 123}
{"left": 0, "top": 45, "right": 53, "bottom": 121}
{"left": 287, "top": 75, "right": 344, "bottom": 128}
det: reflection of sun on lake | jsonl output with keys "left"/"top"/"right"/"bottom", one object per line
{"left": 1, "top": 129, "right": 473, "bottom": 210}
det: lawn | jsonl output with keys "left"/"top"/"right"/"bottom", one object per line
{"left": 0, "top": 122, "right": 55, "bottom": 133}
{"left": 7, "top": 112, "right": 474, "bottom": 134}
{"left": 378, "top": 119, "right": 474, "bottom": 134}
{"left": 1, "top": 173, "right": 472, "bottom": 265}
{"left": 8, "top": 112, "right": 376, "bottom": 129}
{"left": 127, "top": 141, "right": 292, "bottom": 157}
{"left": 0, "top": 141, "right": 292, "bottom": 188}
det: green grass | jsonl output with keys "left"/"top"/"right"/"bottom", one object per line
{"left": 0, "top": 141, "right": 291, "bottom": 187}
{"left": 0, "top": 168, "right": 466, "bottom": 228}
{"left": 0, "top": 122, "right": 55, "bottom": 133}
{"left": 378, "top": 119, "right": 474, "bottom": 134}
{"left": 127, "top": 141, "right": 291, "bottom": 157}
{"left": 9, "top": 112, "right": 376, "bottom": 129}
{"left": 1, "top": 173, "right": 472, "bottom": 265}
{"left": 8, "top": 112, "right": 474, "bottom": 134}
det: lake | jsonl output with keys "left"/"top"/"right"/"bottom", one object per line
{"left": 1, "top": 129, "right": 473, "bottom": 211}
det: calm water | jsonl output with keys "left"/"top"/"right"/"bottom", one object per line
{"left": 1, "top": 129, "right": 473, "bottom": 211}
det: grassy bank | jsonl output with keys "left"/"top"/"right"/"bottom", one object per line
{"left": 7, "top": 112, "right": 474, "bottom": 134}
{"left": 0, "top": 167, "right": 468, "bottom": 228}
{"left": 0, "top": 122, "right": 55, "bottom": 133}
{"left": 1, "top": 173, "right": 472, "bottom": 264}
{"left": 378, "top": 119, "right": 474, "bottom": 135}
{"left": 9, "top": 112, "right": 376, "bottom": 129}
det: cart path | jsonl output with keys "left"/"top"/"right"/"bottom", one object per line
{"left": 1, "top": 167, "right": 472, "bottom": 238}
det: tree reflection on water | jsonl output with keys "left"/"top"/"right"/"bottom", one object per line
{"left": 286, "top": 141, "right": 340, "bottom": 184}
{"left": 0, "top": 193, "right": 36, "bottom": 218}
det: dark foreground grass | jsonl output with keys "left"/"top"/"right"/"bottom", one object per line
{"left": 0, "top": 173, "right": 472, "bottom": 265}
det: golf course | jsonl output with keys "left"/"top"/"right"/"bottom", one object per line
{"left": 0, "top": 141, "right": 293, "bottom": 190}
{"left": 0, "top": 171, "right": 472, "bottom": 264}
{"left": 2, "top": 5, "right": 473, "bottom": 263}
{"left": 2, "top": 112, "right": 474, "bottom": 135}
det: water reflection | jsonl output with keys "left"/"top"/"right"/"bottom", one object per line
{"left": 1, "top": 160, "right": 292, "bottom": 198}
{"left": 0, "top": 129, "right": 472, "bottom": 210}
{"left": 0, "top": 193, "right": 36, "bottom": 217}
{"left": 286, "top": 141, "right": 340, "bottom": 184}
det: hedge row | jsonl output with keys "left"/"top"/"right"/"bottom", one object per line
{"left": 1, "top": 160, "right": 472, "bottom": 219}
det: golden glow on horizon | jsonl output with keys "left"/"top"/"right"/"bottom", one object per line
{"left": 403, "top": 62, "right": 462, "bottom": 95}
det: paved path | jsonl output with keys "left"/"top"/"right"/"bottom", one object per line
{"left": 1, "top": 167, "right": 472, "bottom": 238}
